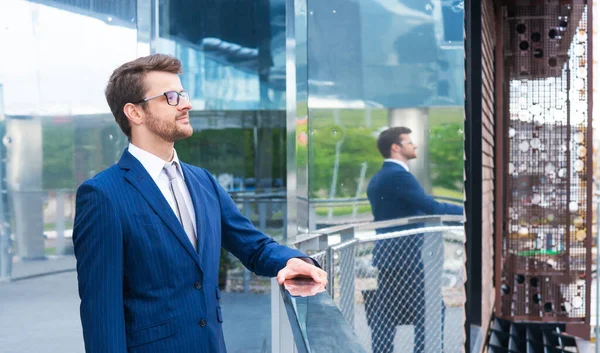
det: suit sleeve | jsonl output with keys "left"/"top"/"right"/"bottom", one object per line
{"left": 396, "top": 172, "right": 463, "bottom": 216}
{"left": 72, "top": 182, "right": 127, "bottom": 353}
{"left": 204, "top": 171, "right": 311, "bottom": 277}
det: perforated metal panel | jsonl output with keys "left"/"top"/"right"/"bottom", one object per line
{"left": 500, "top": 3, "right": 591, "bottom": 325}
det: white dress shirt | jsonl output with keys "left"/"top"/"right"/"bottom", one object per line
{"left": 384, "top": 158, "right": 410, "bottom": 172}
{"left": 128, "top": 143, "right": 197, "bottom": 233}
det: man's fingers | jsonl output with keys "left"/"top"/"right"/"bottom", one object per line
{"left": 277, "top": 269, "right": 288, "bottom": 284}
{"left": 278, "top": 267, "right": 299, "bottom": 284}
{"left": 278, "top": 260, "right": 328, "bottom": 286}
{"left": 311, "top": 268, "right": 327, "bottom": 284}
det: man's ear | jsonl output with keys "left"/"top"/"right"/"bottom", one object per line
{"left": 124, "top": 103, "right": 144, "bottom": 126}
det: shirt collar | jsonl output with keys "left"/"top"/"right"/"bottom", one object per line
{"left": 128, "top": 143, "right": 185, "bottom": 181}
{"left": 384, "top": 158, "right": 409, "bottom": 172}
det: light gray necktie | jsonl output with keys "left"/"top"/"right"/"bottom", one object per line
{"left": 164, "top": 163, "right": 197, "bottom": 250}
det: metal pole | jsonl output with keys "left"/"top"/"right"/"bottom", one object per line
{"left": 339, "top": 241, "right": 356, "bottom": 328}
{"left": 243, "top": 199, "right": 251, "bottom": 293}
{"left": 0, "top": 83, "right": 11, "bottom": 281}
{"left": 55, "top": 190, "right": 65, "bottom": 255}
{"left": 327, "top": 140, "right": 343, "bottom": 219}
{"left": 259, "top": 200, "right": 267, "bottom": 230}
{"left": 352, "top": 162, "right": 367, "bottom": 218}
{"left": 326, "top": 246, "right": 335, "bottom": 298}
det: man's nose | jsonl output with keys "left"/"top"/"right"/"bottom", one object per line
{"left": 179, "top": 99, "right": 192, "bottom": 111}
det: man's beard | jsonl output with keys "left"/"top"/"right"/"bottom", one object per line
{"left": 145, "top": 111, "right": 193, "bottom": 143}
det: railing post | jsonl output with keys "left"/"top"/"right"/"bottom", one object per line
{"left": 422, "top": 220, "right": 444, "bottom": 353}
{"left": 271, "top": 278, "right": 297, "bottom": 353}
{"left": 259, "top": 200, "right": 267, "bottom": 230}
{"left": 339, "top": 242, "right": 356, "bottom": 328}
{"left": 326, "top": 246, "right": 335, "bottom": 299}
{"left": 309, "top": 203, "right": 316, "bottom": 231}
{"left": 338, "top": 229, "right": 356, "bottom": 327}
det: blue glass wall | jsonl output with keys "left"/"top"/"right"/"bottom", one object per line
{"left": 304, "top": 0, "right": 464, "bottom": 107}
{"left": 158, "top": 0, "right": 287, "bottom": 110}
{"left": 295, "top": 0, "right": 465, "bottom": 230}
{"left": 292, "top": 1, "right": 466, "bottom": 351}
{"left": 0, "top": 1, "right": 287, "bottom": 352}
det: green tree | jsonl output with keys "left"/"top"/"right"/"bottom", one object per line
{"left": 42, "top": 124, "right": 75, "bottom": 190}
{"left": 429, "top": 123, "right": 463, "bottom": 190}
{"left": 308, "top": 125, "right": 381, "bottom": 198}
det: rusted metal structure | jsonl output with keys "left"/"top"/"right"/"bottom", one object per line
{"left": 496, "top": 0, "right": 592, "bottom": 339}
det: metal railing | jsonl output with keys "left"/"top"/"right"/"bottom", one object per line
{"left": 280, "top": 278, "right": 368, "bottom": 353}
{"left": 290, "top": 215, "right": 466, "bottom": 353}
{"left": 296, "top": 196, "right": 463, "bottom": 228}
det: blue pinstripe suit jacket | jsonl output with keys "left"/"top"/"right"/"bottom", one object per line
{"left": 73, "top": 149, "right": 306, "bottom": 353}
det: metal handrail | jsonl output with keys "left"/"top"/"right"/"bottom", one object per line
{"left": 297, "top": 195, "right": 463, "bottom": 204}
{"left": 355, "top": 215, "right": 464, "bottom": 232}
{"left": 358, "top": 225, "right": 465, "bottom": 243}
{"left": 292, "top": 214, "right": 464, "bottom": 249}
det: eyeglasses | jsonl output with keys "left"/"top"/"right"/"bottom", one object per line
{"left": 134, "top": 91, "right": 190, "bottom": 106}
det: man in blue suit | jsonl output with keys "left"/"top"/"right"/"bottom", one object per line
{"left": 366, "top": 127, "right": 463, "bottom": 353}
{"left": 73, "top": 54, "right": 326, "bottom": 353}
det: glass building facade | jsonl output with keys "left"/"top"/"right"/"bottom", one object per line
{"left": 0, "top": 0, "right": 466, "bottom": 352}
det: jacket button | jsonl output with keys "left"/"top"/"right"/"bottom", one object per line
{"left": 194, "top": 282, "right": 202, "bottom": 290}
{"left": 199, "top": 319, "right": 207, "bottom": 327}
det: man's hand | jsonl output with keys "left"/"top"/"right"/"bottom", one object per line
{"left": 276, "top": 258, "right": 328, "bottom": 286}
{"left": 283, "top": 278, "right": 327, "bottom": 297}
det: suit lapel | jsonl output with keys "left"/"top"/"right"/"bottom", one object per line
{"left": 118, "top": 150, "right": 203, "bottom": 272}
{"left": 181, "top": 164, "right": 208, "bottom": 262}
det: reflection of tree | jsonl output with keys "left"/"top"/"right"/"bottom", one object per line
{"left": 307, "top": 125, "right": 381, "bottom": 198}
{"left": 429, "top": 123, "right": 463, "bottom": 190}
{"left": 42, "top": 119, "right": 126, "bottom": 190}
{"left": 42, "top": 124, "right": 75, "bottom": 189}
{"left": 301, "top": 121, "right": 464, "bottom": 198}
{"left": 175, "top": 127, "right": 286, "bottom": 187}
{"left": 176, "top": 129, "right": 253, "bottom": 178}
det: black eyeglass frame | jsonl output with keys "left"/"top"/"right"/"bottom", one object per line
{"left": 133, "top": 90, "right": 190, "bottom": 106}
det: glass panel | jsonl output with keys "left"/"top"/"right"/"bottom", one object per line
{"left": 0, "top": 0, "right": 136, "bottom": 268}
{"left": 301, "top": 0, "right": 466, "bottom": 352}
{"left": 158, "top": 0, "right": 286, "bottom": 110}
{"left": 295, "top": 0, "right": 310, "bottom": 232}
{"left": 0, "top": 0, "right": 136, "bottom": 351}
{"left": 159, "top": 2, "right": 288, "bottom": 351}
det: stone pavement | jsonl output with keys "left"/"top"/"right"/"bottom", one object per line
{"left": 0, "top": 270, "right": 273, "bottom": 353}
{"left": 9, "top": 256, "right": 77, "bottom": 280}
{"left": 4, "top": 258, "right": 593, "bottom": 352}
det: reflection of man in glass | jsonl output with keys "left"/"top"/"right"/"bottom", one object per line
{"left": 72, "top": 54, "right": 326, "bottom": 353}
{"left": 366, "top": 127, "right": 463, "bottom": 353}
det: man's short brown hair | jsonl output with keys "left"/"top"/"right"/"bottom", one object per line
{"left": 105, "top": 54, "right": 183, "bottom": 139}
{"left": 377, "top": 126, "right": 412, "bottom": 158}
